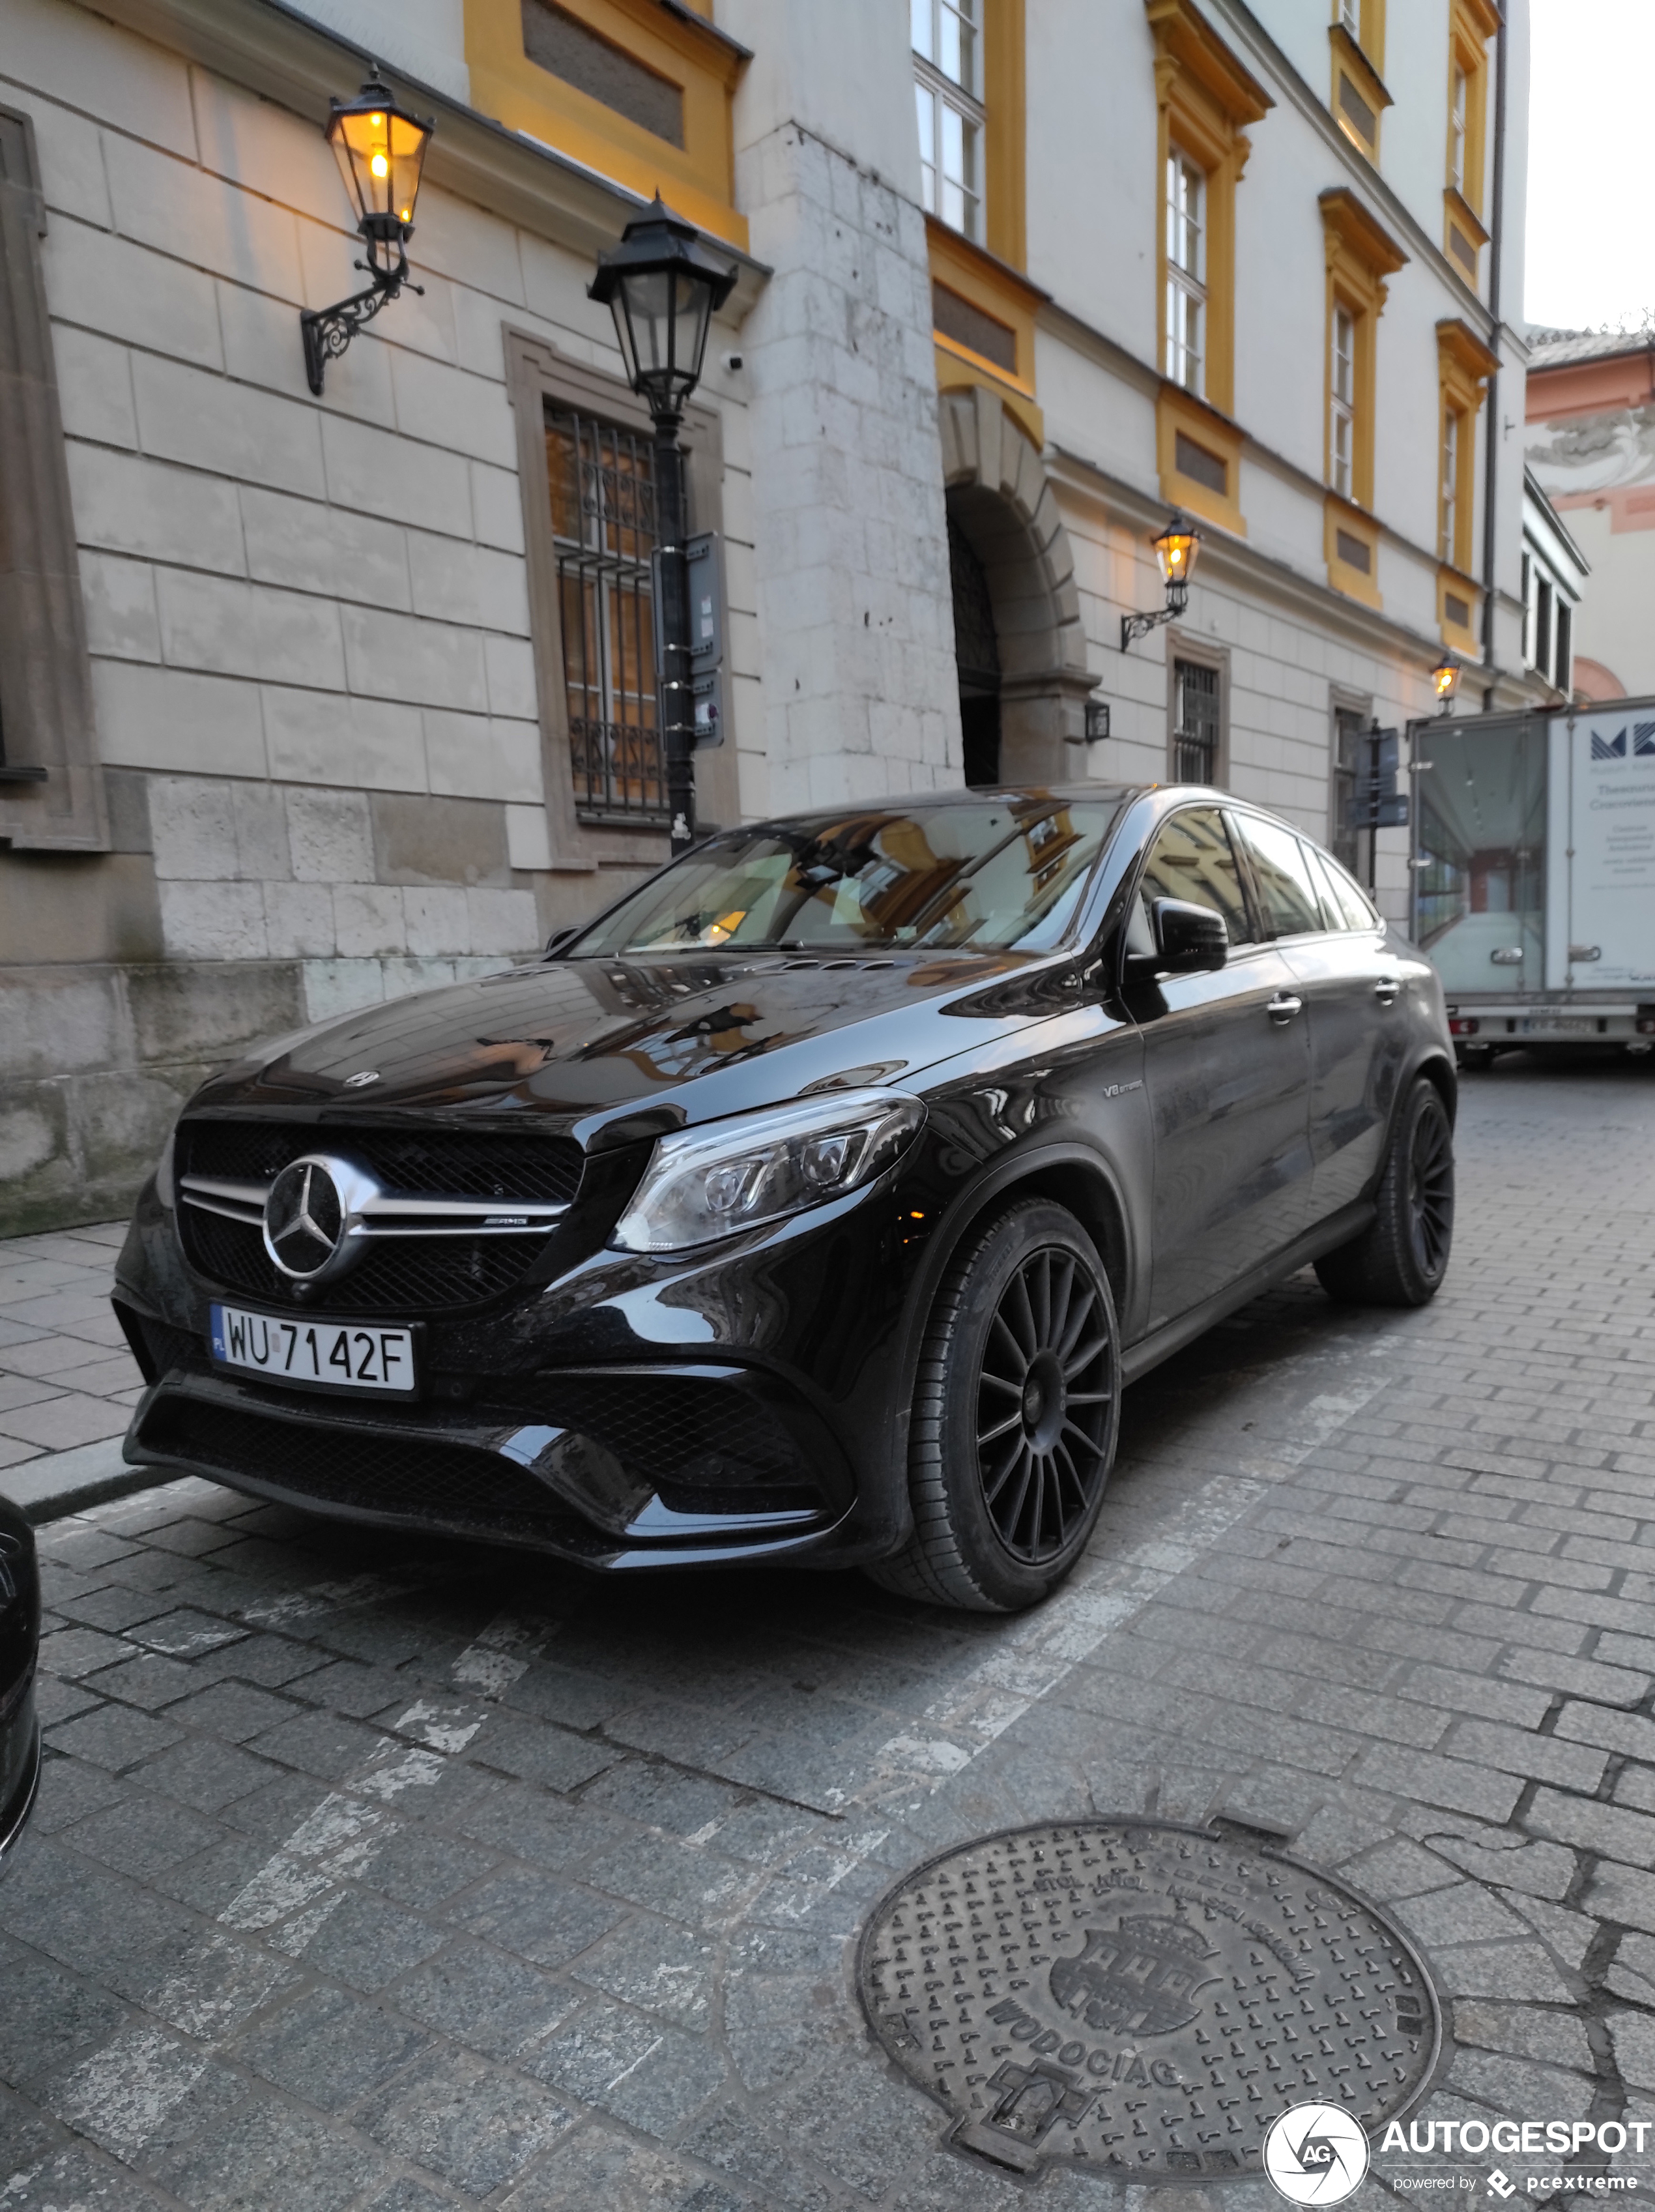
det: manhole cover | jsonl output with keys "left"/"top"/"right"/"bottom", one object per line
{"left": 857, "top": 1818, "right": 1441, "bottom": 2182}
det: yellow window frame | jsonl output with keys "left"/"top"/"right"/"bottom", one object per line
{"left": 465, "top": 0, "right": 748, "bottom": 248}
{"left": 1319, "top": 188, "right": 1405, "bottom": 514}
{"left": 1145, "top": 0, "right": 1271, "bottom": 422}
{"left": 1436, "top": 317, "right": 1497, "bottom": 596}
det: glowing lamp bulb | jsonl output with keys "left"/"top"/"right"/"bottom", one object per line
{"left": 371, "top": 152, "right": 389, "bottom": 179}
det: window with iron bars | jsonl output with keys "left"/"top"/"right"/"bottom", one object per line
{"left": 545, "top": 403, "right": 669, "bottom": 826}
{"left": 1172, "top": 659, "right": 1220, "bottom": 784}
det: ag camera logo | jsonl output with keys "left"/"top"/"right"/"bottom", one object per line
{"left": 1264, "top": 2101, "right": 1372, "bottom": 2205}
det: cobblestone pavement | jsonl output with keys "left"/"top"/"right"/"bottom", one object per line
{"left": 0, "top": 1223, "right": 144, "bottom": 1467}
{"left": 1, "top": 1056, "right": 1653, "bottom": 2211}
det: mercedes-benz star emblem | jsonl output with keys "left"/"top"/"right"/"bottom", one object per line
{"left": 263, "top": 1157, "right": 346, "bottom": 1279}
{"left": 343, "top": 1070, "right": 381, "bottom": 1089}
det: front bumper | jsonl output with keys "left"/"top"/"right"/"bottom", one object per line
{"left": 114, "top": 1157, "right": 927, "bottom": 1571}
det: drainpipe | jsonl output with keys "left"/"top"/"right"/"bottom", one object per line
{"left": 1479, "top": 5, "right": 1508, "bottom": 708}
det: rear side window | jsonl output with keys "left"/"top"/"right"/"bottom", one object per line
{"left": 1231, "top": 813, "right": 1325, "bottom": 939}
{"left": 1308, "top": 844, "right": 1380, "bottom": 931}
{"left": 1125, "top": 806, "right": 1253, "bottom": 955}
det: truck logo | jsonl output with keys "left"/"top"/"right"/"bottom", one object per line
{"left": 1592, "top": 729, "right": 1627, "bottom": 759}
{"left": 1635, "top": 723, "right": 1655, "bottom": 755}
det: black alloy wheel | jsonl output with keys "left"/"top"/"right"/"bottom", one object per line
{"left": 1406, "top": 1088, "right": 1454, "bottom": 1281}
{"left": 1316, "top": 1076, "right": 1456, "bottom": 1308}
{"left": 976, "top": 1244, "right": 1114, "bottom": 1565}
{"left": 867, "top": 1199, "right": 1122, "bottom": 1612}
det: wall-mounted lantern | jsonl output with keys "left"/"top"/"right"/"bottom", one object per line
{"left": 589, "top": 197, "right": 738, "bottom": 853}
{"left": 1121, "top": 514, "right": 1202, "bottom": 650}
{"left": 1431, "top": 652, "right": 1460, "bottom": 712}
{"left": 300, "top": 71, "right": 433, "bottom": 396}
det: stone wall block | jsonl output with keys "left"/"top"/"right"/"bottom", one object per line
{"left": 5, "top": 86, "right": 112, "bottom": 228}
{"left": 53, "top": 327, "right": 136, "bottom": 448}
{"left": 302, "top": 958, "right": 386, "bottom": 1023}
{"left": 125, "top": 957, "right": 303, "bottom": 1064}
{"left": 44, "top": 222, "right": 221, "bottom": 369}
{"left": 241, "top": 486, "right": 412, "bottom": 613}
{"left": 471, "top": 461, "right": 526, "bottom": 556}
{"left": 404, "top": 885, "right": 471, "bottom": 957}
{"left": 340, "top": 604, "right": 489, "bottom": 713}
{"left": 391, "top": 351, "right": 517, "bottom": 469}
{"left": 79, "top": 551, "right": 161, "bottom": 663}
{"left": 190, "top": 67, "right": 341, "bottom": 228}
{"left": 154, "top": 569, "right": 348, "bottom": 690}
{"left": 3, "top": 2, "right": 196, "bottom": 158}
{"left": 67, "top": 447, "right": 246, "bottom": 574}
{"left": 91, "top": 662, "right": 268, "bottom": 779}
{"left": 132, "top": 351, "right": 327, "bottom": 500}
{"left": 286, "top": 786, "right": 375, "bottom": 882}
{"left": 320, "top": 412, "right": 473, "bottom": 539}
{"left": 407, "top": 534, "right": 531, "bottom": 634}
{"left": 373, "top": 793, "right": 511, "bottom": 886}
{"left": 158, "top": 879, "right": 268, "bottom": 960}
{"left": 106, "top": 132, "right": 304, "bottom": 302}
{"left": 424, "top": 712, "right": 544, "bottom": 804}
{"left": 0, "top": 966, "right": 126, "bottom": 1084}
{"left": 263, "top": 689, "right": 428, "bottom": 794}
{"left": 148, "top": 776, "right": 237, "bottom": 880}
{"left": 333, "top": 882, "right": 407, "bottom": 958}
{"left": 381, "top": 955, "right": 459, "bottom": 1000}
{"left": 263, "top": 879, "right": 336, "bottom": 958}
{"left": 465, "top": 887, "right": 538, "bottom": 955}
{"left": 231, "top": 782, "right": 291, "bottom": 881}
{"left": 0, "top": 1085, "right": 65, "bottom": 1192}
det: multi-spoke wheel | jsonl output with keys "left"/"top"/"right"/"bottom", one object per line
{"left": 865, "top": 1199, "right": 1121, "bottom": 1612}
{"left": 1315, "top": 1077, "right": 1456, "bottom": 1308}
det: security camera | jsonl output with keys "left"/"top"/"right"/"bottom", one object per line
{"left": 721, "top": 350, "right": 744, "bottom": 373}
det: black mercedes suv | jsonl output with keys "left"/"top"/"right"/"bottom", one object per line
{"left": 113, "top": 785, "right": 1455, "bottom": 1612}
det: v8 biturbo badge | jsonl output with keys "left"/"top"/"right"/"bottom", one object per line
{"left": 856, "top": 1819, "right": 1441, "bottom": 2183}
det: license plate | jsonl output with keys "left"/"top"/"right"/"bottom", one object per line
{"left": 209, "top": 1303, "right": 418, "bottom": 1396}
{"left": 1521, "top": 1017, "right": 1594, "bottom": 1036}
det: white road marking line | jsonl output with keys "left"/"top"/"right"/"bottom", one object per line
{"left": 46, "top": 2025, "right": 206, "bottom": 2162}
{"left": 839, "top": 1374, "right": 1394, "bottom": 1812}
{"left": 452, "top": 1613, "right": 553, "bottom": 1696}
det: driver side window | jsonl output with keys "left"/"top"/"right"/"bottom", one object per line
{"left": 1124, "top": 806, "right": 1253, "bottom": 959}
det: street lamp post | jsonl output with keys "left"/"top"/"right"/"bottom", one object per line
{"left": 300, "top": 72, "right": 433, "bottom": 396}
{"left": 1121, "top": 514, "right": 1203, "bottom": 650}
{"left": 589, "top": 199, "right": 737, "bottom": 854}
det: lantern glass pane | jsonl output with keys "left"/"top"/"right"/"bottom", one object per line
{"left": 672, "top": 271, "right": 711, "bottom": 390}
{"left": 388, "top": 112, "right": 429, "bottom": 227}
{"left": 624, "top": 269, "right": 676, "bottom": 383}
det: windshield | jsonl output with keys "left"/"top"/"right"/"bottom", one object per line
{"left": 572, "top": 798, "right": 1126, "bottom": 959}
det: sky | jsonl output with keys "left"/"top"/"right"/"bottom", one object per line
{"left": 1524, "top": 0, "right": 1655, "bottom": 334}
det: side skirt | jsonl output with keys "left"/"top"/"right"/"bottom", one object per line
{"left": 1120, "top": 1199, "right": 1375, "bottom": 1387}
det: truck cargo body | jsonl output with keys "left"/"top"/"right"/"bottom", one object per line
{"left": 1414, "top": 703, "right": 1655, "bottom": 1057}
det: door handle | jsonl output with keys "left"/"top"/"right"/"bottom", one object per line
{"left": 1266, "top": 993, "right": 1303, "bottom": 1025}
{"left": 1373, "top": 979, "right": 1400, "bottom": 1004}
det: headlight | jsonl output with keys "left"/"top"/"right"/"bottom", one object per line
{"left": 610, "top": 1089, "right": 925, "bottom": 1254}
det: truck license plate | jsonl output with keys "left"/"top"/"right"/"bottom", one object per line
{"left": 209, "top": 1303, "right": 418, "bottom": 1395}
{"left": 1521, "top": 1017, "right": 1594, "bottom": 1036}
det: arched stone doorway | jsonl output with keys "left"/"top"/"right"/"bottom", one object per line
{"left": 938, "top": 385, "right": 1095, "bottom": 786}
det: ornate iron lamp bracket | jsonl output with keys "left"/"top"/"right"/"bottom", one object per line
{"left": 301, "top": 244, "right": 423, "bottom": 396}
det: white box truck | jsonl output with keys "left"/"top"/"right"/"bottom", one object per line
{"left": 1413, "top": 702, "right": 1655, "bottom": 1062}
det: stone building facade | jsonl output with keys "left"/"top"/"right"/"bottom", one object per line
{"left": 1, "top": 0, "right": 1544, "bottom": 1233}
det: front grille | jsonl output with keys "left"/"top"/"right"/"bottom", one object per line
{"left": 179, "top": 1122, "right": 582, "bottom": 1206}
{"left": 176, "top": 1118, "right": 584, "bottom": 1314}
{"left": 184, "top": 1209, "right": 532, "bottom": 1313}
{"left": 137, "top": 1394, "right": 581, "bottom": 1544}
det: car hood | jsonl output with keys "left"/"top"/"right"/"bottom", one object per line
{"left": 188, "top": 950, "right": 1082, "bottom": 1144}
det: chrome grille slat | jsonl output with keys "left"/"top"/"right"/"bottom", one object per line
{"left": 179, "top": 1176, "right": 569, "bottom": 1236}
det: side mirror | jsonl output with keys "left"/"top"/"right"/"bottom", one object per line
{"left": 1152, "top": 898, "right": 1228, "bottom": 974}
{"left": 543, "top": 926, "right": 582, "bottom": 960}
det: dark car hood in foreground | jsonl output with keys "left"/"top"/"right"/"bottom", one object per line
{"left": 189, "top": 950, "right": 1084, "bottom": 1141}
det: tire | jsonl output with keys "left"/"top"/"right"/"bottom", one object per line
{"left": 1314, "top": 1077, "right": 1455, "bottom": 1307}
{"left": 865, "top": 1199, "right": 1122, "bottom": 1612}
